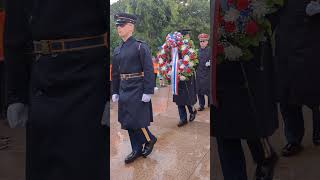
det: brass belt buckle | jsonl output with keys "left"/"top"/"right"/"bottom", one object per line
{"left": 39, "top": 40, "right": 52, "bottom": 55}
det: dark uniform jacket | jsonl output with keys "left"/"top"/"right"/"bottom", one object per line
{"left": 275, "top": 0, "right": 320, "bottom": 105}
{"left": 112, "top": 36, "right": 154, "bottom": 130}
{"left": 4, "top": 0, "right": 108, "bottom": 180}
{"left": 212, "top": 42, "right": 278, "bottom": 139}
{"left": 196, "top": 47, "right": 211, "bottom": 96}
{"left": 298, "top": 11, "right": 320, "bottom": 105}
{"left": 273, "top": 0, "right": 319, "bottom": 105}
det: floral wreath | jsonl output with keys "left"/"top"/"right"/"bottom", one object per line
{"left": 156, "top": 32, "right": 198, "bottom": 82}
{"left": 216, "top": 0, "right": 283, "bottom": 63}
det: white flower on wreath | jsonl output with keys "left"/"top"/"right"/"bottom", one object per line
{"left": 224, "top": 45, "right": 243, "bottom": 61}
{"left": 180, "top": 75, "right": 186, "bottom": 81}
{"left": 158, "top": 58, "right": 164, "bottom": 64}
{"left": 180, "top": 64, "right": 185, "bottom": 69}
{"left": 161, "top": 66, "right": 167, "bottom": 71}
{"left": 189, "top": 49, "right": 195, "bottom": 53}
{"left": 224, "top": 8, "right": 240, "bottom": 22}
{"left": 181, "top": 45, "right": 187, "bottom": 51}
{"left": 160, "top": 49, "right": 165, "bottom": 54}
{"left": 251, "top": 0, "right": 268, "bottom": 18}
{"left": 189, "top": 61, "right": 194, "bottom": 67}
{"left": 184, "top": 55, "right": 190, "bottom": 61}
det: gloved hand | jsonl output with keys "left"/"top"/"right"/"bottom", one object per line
{"left": 205, "top": 61, "right": 211, "bottom": 67}
{"left": 141, "top": 94, "right": 152, "bottom": 102}
{"left": 112, "top": 94, "right": 119, "bottom": 102}
{"left": 306, "top": 1, "right": 320, "bottom": 16}
{"left": 7, "top": 103, "right": 28, "bottom": 128}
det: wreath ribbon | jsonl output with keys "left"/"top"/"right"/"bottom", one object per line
{"left": 171, "top": 47, "right": 179, "bottom": 95}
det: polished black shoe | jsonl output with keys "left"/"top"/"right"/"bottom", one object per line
{"left": 142, "top": 137, "right": 157, "bottom": 157}
{"left": 313, "top": 138, "right": 320, "bottom": 146}
{"left": 282, "top": 143, "right": 303, "bottom": 157}
{"left": 177, "top": 120, "right": 188, "bottom": 127}
{"left": 124, "top": 151, "right": 142, "bottom": 164}
{"left": 189, "top": 110, "right": 197, "bottom": 122}
{"left": 198, "top": 107, "right": 205, "bottom": 111}
{"left": 255, "top": 153, "right": 279, "bottom": 180}
{"left": 313, "top": 131, "right": 320, "bottom": 145}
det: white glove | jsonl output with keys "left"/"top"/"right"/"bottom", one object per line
{"left": 306, "top": 1, "right": 320, "bottom": 16}
{"left": 7, "top": 103, "right": 28, "bottom": 128}
{"left": 112, "top": 94, "right": 119, "bottom": 102}
{"left": 141, "top": 94, "right": 152, "bottom": 102}
{"left": 205, "top": 61, "right": 211, "bottom": 67}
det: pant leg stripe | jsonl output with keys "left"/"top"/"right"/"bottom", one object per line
{"left": 142, "top": 128, "right": 151, "bottom": 142}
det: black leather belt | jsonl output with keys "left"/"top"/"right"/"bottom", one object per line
{"left": 33, "top": 33, "right": 107, "bottom": 55}
{"left": 120, "top": 72, "right": 144, "bottom": 80}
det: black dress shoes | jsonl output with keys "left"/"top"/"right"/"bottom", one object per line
{"left": 281, "top": 143, "right": 303, "bottom": 157}
{"left": 142, "top": 137, "right": 157, "bottom": 157}
{"left": 255, "top": 152, "right": 279, "bottom": 180}
{"left": 177, "top": 120, "right": 188, "bottom": 127}
{"left": 189, "top": 110, "right": 197, "bottom": 122}
{"left": 125, "top": 151, "right": 142, "bottom": 164}
{"left": 313, "top": 130, "right": 320, "bottom": 145}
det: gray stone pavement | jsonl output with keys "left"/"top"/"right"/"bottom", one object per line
{"left": 110, "top": 86, "right": 210, "bottom": 180}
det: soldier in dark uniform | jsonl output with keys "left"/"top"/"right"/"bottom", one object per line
{"left": 274, "top": 0, "right": 320, "bottom": 157}
{"left": 213, "top": 43, "right": 279, "bottom": 180}
{"left": 173, "top": 29, "right": 198, "bottom": 127}
{"left": 4, "top": 0, "right": 109, "bottom": 180}
{"left": 112, "top": 13, "right": 157, "bottom": 164}
{"left": 196, "top": 33, "right": 211, "bottom": 111}
{"left": 212, "top": 1, "right": 279, "bottom": 177}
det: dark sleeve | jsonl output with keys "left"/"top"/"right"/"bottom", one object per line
{"left": 140, "top": 43, "right": 154, "bottom": 94}
{"left": 112, "top": 48, "right": 120, "bottom": 95}
{"left": 3, "top": 0, "right": 32, "bottom": 105}
{"left": 208, "top": 48, "right": 211, "bottom": 68}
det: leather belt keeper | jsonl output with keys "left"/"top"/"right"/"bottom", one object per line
{"left": 120, "top": 72, "right": 144, "bottom": 80}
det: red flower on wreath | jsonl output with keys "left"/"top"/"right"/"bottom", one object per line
{"left": 189, "top": 54, "right": 194, "bottom": 60}
{"left": 183, "top": 60, "right": 188, "bottom": 65}
{"left": 237, "top": 0, "right": 249, "bottom": 11}
{"left": 224, "top": 22, "right": 236, "bottom": 33}
{"left": 182, "top": 49, "right": 188, "bottom": 56}
{"left": 245, "top": 20, "right": 259, "bottom": 36}
{"left": 186, "top": 68, "right": 191, "bottom": 74}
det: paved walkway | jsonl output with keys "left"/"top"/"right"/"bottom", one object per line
{"left": 212, "top": 106, "right": 320, "bottom": 180}
{"left": 0, "top": 122, "right": 25, "bottom": 180}
{"left": 2, "top": 87, "right": 320, "bottom": 180}
{"left": 110, "top": 86, "right": 210, "bottom": 180}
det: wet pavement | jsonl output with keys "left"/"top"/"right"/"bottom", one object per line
{"left": 1, "top": 86, "right": 320, "bottom": 180}
{"left": 110, "top": 86, "right": 211, "bottom": 180}
{"left": 0, "top": 120, "right": 25, "bottom": 180}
